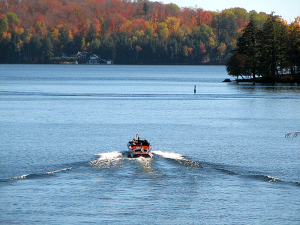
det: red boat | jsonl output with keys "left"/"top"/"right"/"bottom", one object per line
{"left": 127, "top": 134, "right": 153, "bottom": 158}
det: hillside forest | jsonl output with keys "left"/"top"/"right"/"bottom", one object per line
{"left": 0, "top": 0, "right": 299, "bottom": 66}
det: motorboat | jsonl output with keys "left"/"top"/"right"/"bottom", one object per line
{"left": 127, "top": 134, "right": 153, "bottom": 158}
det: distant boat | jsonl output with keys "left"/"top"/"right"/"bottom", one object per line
{"left": 127, "top": 134, "right": 153, "bottom": 158}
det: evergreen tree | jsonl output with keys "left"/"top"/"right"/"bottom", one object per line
{"left": 258, "top": 13, "right": 288, "bottom": 78}
{"left": 73, "top": 33, "right": 82, "bottom": 53}
{"left": 87, "top": 23, "right": 98, "bottom": 43}
{"left": 0, "top": 36, "right": 12, "bottom": 63}
{"left": 42, "top": 32, "right": 54, "bottom": 63}
{"left": 143, "top": 2, "right": 149, "bottom": 15}
{"left": 58, "top": 27, "right": 72, "bottom": 54}
{"left": 226, "top": 53, "right": 243, "bottom": 78}
{"left": 90, "top": 38, "right": 101, "bottom": 55}
{"left": 20, "top": 28, "right": 31, "bottom": 62}
{"left": 226, "top": 18, "right": 259, "bottom": 79}
{"left": 29, "top": 35, "right": 42, "bottom": 63}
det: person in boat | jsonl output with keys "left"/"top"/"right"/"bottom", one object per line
{"left": 132, "top": 138, "right": 137, "bottom": 144}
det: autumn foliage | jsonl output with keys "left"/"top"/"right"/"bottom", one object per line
{"left": 0, "top": 0, "right": 297, "bottom": 64}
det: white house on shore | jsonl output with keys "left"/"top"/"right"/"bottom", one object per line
{"left": 88, "top": 54, "right": 99, "bottom": 64}
{"left": 70, "top": 52, "right": 112, "bottom": 64}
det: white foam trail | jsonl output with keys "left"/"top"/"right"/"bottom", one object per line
{"left": 152, "top": 150, "right": 202, "bottom": 168}
{"left": 152, "top": 150, "right": 185, "bottom": 160}
{"left": 89, "top": 151, "right": 124, "bottom": 167}
{"left": 9, "top": 167, "right": 73, "bottom": 180}
{"left": 10, "top": 174, "right": 29, "bottom": 180}
{"left": 267, "top": 176, "right": 281, "bottom": 182}
{"left": 95, "top": 151, "right": 123, "bottom": 159}
{"left": 44, "top": 167, "right": 72, "bottom": 174}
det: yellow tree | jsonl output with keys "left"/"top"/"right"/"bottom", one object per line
{"left": 0, "top": 14, "right": 8, "bottom": 33}
{"left": 157, "top": 22, "right": 169, "bottom": 39}
{"left": 165, "top": 16, "right": 180, "bottom": 36}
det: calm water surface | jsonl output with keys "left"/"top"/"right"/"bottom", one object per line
{"left": 0, "top": 65, "right": 299, "bottom": 224}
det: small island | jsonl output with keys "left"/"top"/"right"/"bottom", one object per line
{"left": 226, "top": 13, "right": 300, "bottom": 84}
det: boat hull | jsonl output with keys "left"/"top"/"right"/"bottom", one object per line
{"left": 131, "top": 153, "right": 153, "bottom": 158}
{"left": 127, "top": 141, "right": 153, "bottom": 158}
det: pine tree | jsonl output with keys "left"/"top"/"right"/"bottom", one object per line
{"left": 226, "top": 18, "right": 259, "bottom": 80}
{"left": 226, "top": 53, "right": 242, "bottom": 78}
{"left": 42, "top": 32, "right": 54, "bottom": 63}
{"left": 87, "top": 23, "right": 98, "bottom": 43}
{"left": 30, "top": 35, "right": 42, "bottom": 63}
{"left": 258, "top": 13, "right": 288, "bottom": 78}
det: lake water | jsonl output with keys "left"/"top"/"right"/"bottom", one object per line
{"left": 0, "top": 64, "right": 299, "bottom": 224}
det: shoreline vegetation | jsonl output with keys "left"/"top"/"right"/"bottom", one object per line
{"left": 0, "top": 0, "right": 299, "bottom": 83}
{"left": 226, "top": 14, "right": 300, "bottom": 84}
{"left": 232, "top": 74, "right": 300, "bottom": 84}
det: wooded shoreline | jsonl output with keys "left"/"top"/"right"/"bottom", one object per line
{"left": 2, "top": 0, "right": 297, "bottom": 66}
{"left": 234, "top": 74, "right": 300, "bottom": 84}
{"left": 226, "top": 14, "right": 300, "bottom": 82}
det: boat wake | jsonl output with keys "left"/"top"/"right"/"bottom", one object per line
{"left": 6, "top": 151, "right": 295, "bottom": 186}
{"left": 266, "top": 175, "right": 281, "bottom": 182}
{"left": 216, "top": 167, "right": 282, "bottom": 182}
{"left": 9, "top": 167, "right": 73, "bottom": 180}
{"left": 152, "top": 150, "right": 185, "bottom": 160}
{"left": 200, "top": 161, "right": 293, "bottom": 186}
{"left": 152, "top": 150, "right": 202, "bottom": 168}
{"left": 89, "top": 151, "right": 124, "bottom": 168}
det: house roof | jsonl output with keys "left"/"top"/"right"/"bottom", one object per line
{"left": 89, "top": 54, "right": 99, "bottom": 59}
